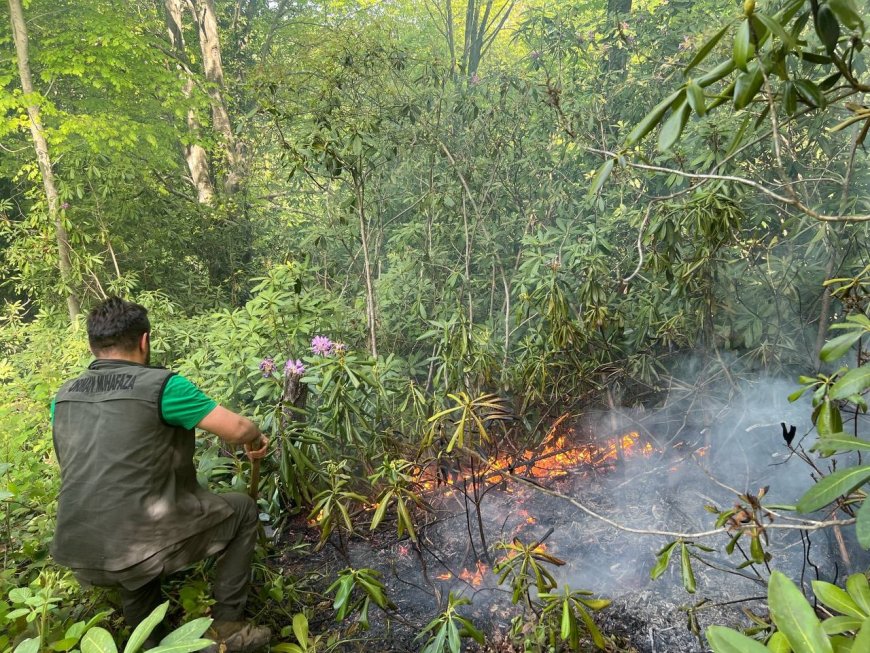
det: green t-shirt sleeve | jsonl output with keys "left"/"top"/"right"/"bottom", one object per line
{"left": 160, "top": 374, "right": 218, "bottom": 430}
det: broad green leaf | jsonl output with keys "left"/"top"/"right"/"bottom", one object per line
{"left": 821, "top": 615, "right": 864, "bottom": 634}
{"left": 750, "top": 535, "right": 765, "bottom": 563}
{"left": 447, "top": 619, "right": 460, "bottom": 653}
{"left": 830, "top": 367, "right": 870, "bottom": 400}
{"left": 685, "top": 23, "right": 732, "bottom": 75}
{"left": 733, "top": 20, "right": 754, "bottom": 71}
{"left": 658, "top": 100, "right": 690, "bottom": 151}
{"left": 828, "top": 0, "right": 863, "bottom": 31}
{"left": 794, "top": 79, "right": 826, "bottom": 108}
{"left": 560, "top": 598, "right": 571, "bottom": 639}
{"left": 625, "top": 90, "right": 683, "bottom": 146}
{"left": 811, "top": 435, "right": 870, "bottom": 455}
{"left": 797, "top": 465, "right": 870, "bottom": 513}
{"left": 856, "top": 497, "right": 870, "bottom": 549}
{"left": 768, "top": 571, "right": 833, "bottom": 653}
{"left": 820, "top": 331, "right": 864, "bottom": 362}
{"left": 271, "top": 646, "right": 303, "bottom": 653}
{"left": 815, "top": 4, "right": 841, "bottom": 54}
{"left": 705, "top": 626, "right": 770, "bottom": 653}
{"left": 784, "top": 81, "right": 798, "bottom": 115}
{"left": 828, "top": 634, "right": 853, "bottom": 652}
{"left": 574, "top": 603, "right": 606, "bottom": 649}
{"left": 292, "top": 614, "right": 308, "bottom": 651}
{"left": 812, "top": 581, "right": 864, "bottom": 618}
{"left": 697, "top": 59, "right": 737, "bottom": 87}
{"left": 789, "top": 383, "right": 814, "bottom": 402}
{"left": 650, "top": 541, "right": 678, "bottom": 580}
{"left": 768, "top": 632, "right": 793, "bottom": 653}
{"left": 13, "top": 638, "right": 41, "bottom": 653}
{"left": 816, "top": 400, "right": 843, "bottom": 437}
{"left": 82, "top": 629, "right": 117, "bottom": 653}
{"left": 686, "top": 80, "right": 706, "bottom": 116}
{"left": 755, "top": 13, "right": 798, "bottom": 48}
{"left": 370, "top": 491, "right": 393, "bottom": 530}
{"left": 588, "top": 158, "right": 615, "bottom": 197}
{"left": 733, "top": 65, "right": 764, "bottom": 110}
{"left": 124, "top": 602, "right": 168, "bottom": 653}
{"left": 853, "top": 618, "right": 870, "bottom": 651}
{"left": 681, "top": 543, "right": 696, "bottom": 593}
{"left": 145, "top": 640, "right": 213, "bottom": 653}
{"left": 159, "top": 619, "right": 212, "bottom": 646}
{"left": 846, "top": 574, "right": 870, "bottom": 614}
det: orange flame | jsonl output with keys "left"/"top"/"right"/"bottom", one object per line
{"left": 459, "top": 561, "right": 487, "bottom": 587}
{"left": 488, "top": 430, "right": 654, "bottom": 484}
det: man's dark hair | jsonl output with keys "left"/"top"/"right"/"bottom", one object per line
{"left": 87, "top": 297, "right": 150, "bottom": 353}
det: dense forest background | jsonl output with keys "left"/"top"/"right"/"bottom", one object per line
{"left": 2, "top": 0, "right": 870, "bottom": 651}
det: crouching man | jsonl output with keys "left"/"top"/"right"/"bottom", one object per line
{"left": 50, "top": 297, "right": 271, "bottom": 652}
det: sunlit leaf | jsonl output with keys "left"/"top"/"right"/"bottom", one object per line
{"left": 830, "top": 367, "right": 870, "bottom": 400}
{"left": 768, "top": 571, "right": 833, "bottom": 653}
{"left": 658, "top": 100, "right": 691, "bottom": 151}
{"left": 797, "top": 465, "right": 870, "bottom": 513}
{"left": 706, "top": 626, "right": 770, "bottom": 653}
{"left": 685, "top": 23, "right": 733, "bottom": 76}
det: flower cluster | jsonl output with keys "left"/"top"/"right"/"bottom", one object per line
{"left": 311, "top": 335, "right": 334, "bottom": 356}
{"left": 259, "top": 356, "right": 276, "bottom": 377}
{"left": 285, "top": 358, "right": 305, "bottom": 375}
{"left": 333, "top": 342, "right": 347, "bottom": 355}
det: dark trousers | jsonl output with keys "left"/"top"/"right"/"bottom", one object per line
{"left": 79, "top": 493, "right": 259, "bottom": 635}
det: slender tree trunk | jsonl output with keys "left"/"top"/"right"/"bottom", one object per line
{"left": 354, "top": 168, "right": 378, "bottom": 358}
{"left": 606, "top": 0, "right": 632, "bottom": 74}
{"left": 164, "top": 0, "right": 216, "bottom": 204}
{"left": 812, "top": 132, "right": 859, "bottom": 366}
{"left": 189, "top": 0, "right": 244, "bottom": 193}
{"left": 8, "top": 0, "right": 80, "bottom": 321}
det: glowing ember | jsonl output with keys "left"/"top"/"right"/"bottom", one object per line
{"left": 397, "top": 544, "right": 410, "bottom": 557}
{"left": 459, "top": 561, "right": 487, "bottom": 587}
{"left": 436, "top": 572, "right": 453, "bottom": 580}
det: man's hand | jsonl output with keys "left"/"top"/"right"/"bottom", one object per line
{"left": 244, "top": 435, "right": 269, "bottom": 461}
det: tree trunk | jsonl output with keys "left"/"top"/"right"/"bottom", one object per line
{"left": 8, "top": 0, "right": 80, "bottom": 321}
{"left": 449, "top": 0, "right": 513, "bottom": 80}
{"left": 189, "top": 0, "right": 244, "bottom": 193}
{"left": 164, "top": 0, "right": 216, "bottom": 204}
{"left": 353, "top": 167, "right": 378, "bottom": 358}
{"left": 606, "top": 0, "right": 632, "bottom": 75}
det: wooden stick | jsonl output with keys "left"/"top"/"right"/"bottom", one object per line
{"left": 249, "top": 457, "right": 260, "bottom": 500}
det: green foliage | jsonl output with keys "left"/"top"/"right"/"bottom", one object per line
{"left": 426, "top": 392, "right": 510, "bottom": 453}
{"left": 649, "top": 540, "right": 716, "bottom": 594}
{"left": 308, "top": 461, "right": 367, "bottom": 548}
{"left": 537, "top": 586, "right": 611, "bottom": 651}
{"left": 326, "top": 568, "right": 393, "bottom": 630}
{"left": 707, "top": 571, "right": 870, "bottom": 653}
{"left": 368, "top": 457, "right": 427, "bottom": 542}
{"left": 628, "top": 0, "right": 868, "bottom": 150}
{"left": 414, "top": 593, "right": 484, "bottom": 653}
{"left": 493, "top": 537, "right": 566, "bottom": 608}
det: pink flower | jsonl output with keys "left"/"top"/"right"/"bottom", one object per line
{"left": 311, "top": 335, "right": 334, "bottom": 356}
{"left": 285, "top": 358, "right": 305, "bottom": 375}
{"left": 259, "top": 356, "right": 276, "bottom": 377}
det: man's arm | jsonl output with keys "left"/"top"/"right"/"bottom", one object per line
{"left": 197, "top": 406, "right": 269, "bottom": 459}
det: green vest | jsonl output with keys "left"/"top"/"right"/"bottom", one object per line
{"left": 51, "top": 359, "right": 233, "bottom": 571}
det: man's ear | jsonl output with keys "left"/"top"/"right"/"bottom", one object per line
{"left": 139, "top": 332, "right": 150, "bottom": 352}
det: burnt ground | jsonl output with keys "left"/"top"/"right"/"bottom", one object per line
{"left": 267, "top": 408, "right": 862, "bottom": 652}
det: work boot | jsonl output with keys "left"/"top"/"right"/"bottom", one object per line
{"left": 204, "top": 620, "right": 271, "bottom": 653}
